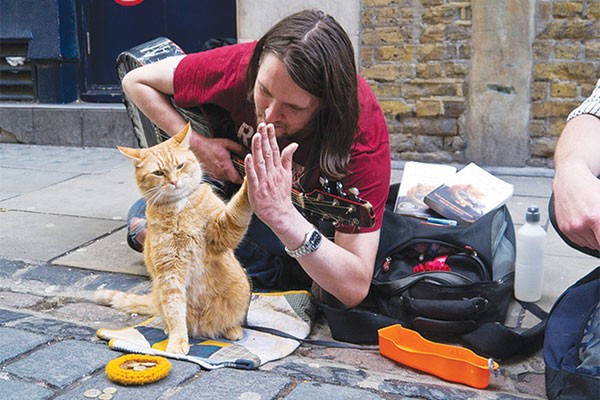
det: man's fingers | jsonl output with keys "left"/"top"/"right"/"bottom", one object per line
{"left": 259, "top": 124, "right": 278, "bottom": 172}
{"left": 244, "top": 153, "right": 257, "bottom": 183}
{"left": 281, "top": 142, "right": 298, "bottom": 171}
{"left": 251, "top": 132, "right": 267, "bottom": 178}
{"left": 266, "top": 124, "right": 281, "bottom": 167}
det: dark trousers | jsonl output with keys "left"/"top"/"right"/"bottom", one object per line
{"left": 235, "top": 214, "right": 312, "bottom": 291}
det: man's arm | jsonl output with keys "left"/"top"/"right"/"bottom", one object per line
{"left": 121, "top": 57, "right": 245, "bottom": 183}
{"left": 552, "top": 114, "right": 600, "bottom": 251}
{"left": 245, "top": 123, "right": 377, "bottom": 307}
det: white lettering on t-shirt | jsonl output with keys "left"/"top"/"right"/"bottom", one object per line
{"left": 238, "top": 123, "right": 254, "bottom": 148}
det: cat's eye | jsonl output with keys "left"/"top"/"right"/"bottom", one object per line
{"left": 152, "top": 170, "right": 164, "bottom": 176}
{"left": 176, "top": 163, "right": 185, "bottom": 170}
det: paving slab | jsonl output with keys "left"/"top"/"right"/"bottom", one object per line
{"left": 4, "top": 340, "right": 115, "bottom": 388}
{"left": 287, "top": 381, "right": 383, "bottom": 400}
{"left": 0, "top": 167, "right": 78, "bottom": 201}
{"left": 0, "top": 259, "right": 29, "bottom": 277}
{"left": 10, "top": 317, "right": 98, "bottom": 341}
{"left": 0, "top": 164, "right": 138, "bottom": 220}
{"left": 0, "top": 309, "right": 30, "bottom": 324}
{"left": 54, "top": 229, "right": 147, "bottom": 276}
{"left": 266, "top": 357, "right": 491, "bottom": 399}
{"left": 171, "top": 368, "right": 291, "bottom": 400}
{"left": 0, "top": 326, "right": 51, "bottom": 363}
{"left": 84, "top": 271, "right": 150, "bottom": 292}
{"left": 21, "top": 263, "right": 92, "bottom": 287}
{"left": 0, "top": 144, "right": 130, "bottom": 174}
{"left": 0, "top": 379, "right": 54, "bottom": 400}
{"left": 0, "top": 210, "right": 123, "bottom": 262}
{"left": 506, "top": 175, "right": 553, "bottom": 198}
{"left": 0, "top": 290, "right": 44, "bottom": 308}
{"left": 51, "top": 302, "right": 148, "bottom": 331}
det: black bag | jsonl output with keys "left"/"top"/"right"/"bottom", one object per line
{"left": 319, "top": 184, "right": 547, "bottom": 359}
{"left": 544, "top": 267, "right": 600, "bottom": 400}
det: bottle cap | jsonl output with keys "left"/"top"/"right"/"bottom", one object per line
{"left": 526, "top": 206, "right": 540, "bottom": 223}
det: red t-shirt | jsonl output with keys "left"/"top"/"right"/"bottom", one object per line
{"left": 173, "top": 42, "right": 390, "bottom": 233}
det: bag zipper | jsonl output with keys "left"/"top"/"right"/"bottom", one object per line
{"left": 380, "top": 239, "right": 491, "bottom": 282}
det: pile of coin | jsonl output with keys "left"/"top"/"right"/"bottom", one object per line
{"left": 122, "top": 360, "right": 158, "bottom": 371}
{"left": 83, "top": 387, "right": 117, "bottom": 399}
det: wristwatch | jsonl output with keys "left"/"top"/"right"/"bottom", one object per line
{"left": 285, "top": 227, "right": 322, "bottom": 258}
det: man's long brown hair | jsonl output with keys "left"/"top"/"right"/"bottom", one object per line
{"left": 246, "top": 9, "right": 359, "bottom": 180}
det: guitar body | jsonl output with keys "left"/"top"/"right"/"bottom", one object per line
{"left": 116, "top": 37, "right": 213, "bottom": 148}
{"left": 116, "top": 37, "right": 375, "bottom": 228}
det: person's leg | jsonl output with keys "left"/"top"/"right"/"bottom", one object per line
{"left": 548, "top": 193, "right": 600, "bottom": 258}
{"left": 126, "top": 197, "right": 147, "bottom": 252}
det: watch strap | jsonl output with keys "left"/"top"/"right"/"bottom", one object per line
{"left": 285, "top": 227, "right": 322, "bottom": 258}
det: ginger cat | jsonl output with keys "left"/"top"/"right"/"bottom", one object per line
{"left": 95, "top": 123, "right": 252, "bottom": 355}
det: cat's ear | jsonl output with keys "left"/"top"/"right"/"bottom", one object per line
{"left": 172, "top": 122, "right": 192, "bottom": 149}
{"left": 117, "top": 146, "right": 142, "bottom": 161}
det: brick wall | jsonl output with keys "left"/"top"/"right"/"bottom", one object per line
{"left": 530, "top": 0, "right": 600, "bottom": 167}
{"left": 361, "top": 0, "right": 600, "bottom": 168}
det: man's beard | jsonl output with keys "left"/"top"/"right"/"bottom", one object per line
{"left": 255, "top": 111, "right": 314, "bottom": 142}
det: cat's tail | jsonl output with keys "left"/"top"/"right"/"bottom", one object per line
{"left": 94, "top": 290, "right": 157, "bottom": 316}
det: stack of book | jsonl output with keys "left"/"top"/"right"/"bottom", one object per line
{"left": 394, "top": 161, "right": 514, "bottom": 225}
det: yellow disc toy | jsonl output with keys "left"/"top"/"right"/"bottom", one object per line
{"left": 105, "top": 354, "right": 171, "bottom": 386}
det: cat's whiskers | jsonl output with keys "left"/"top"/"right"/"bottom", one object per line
{"left": 145, "top": 187, "right": 166, "bottom": 208}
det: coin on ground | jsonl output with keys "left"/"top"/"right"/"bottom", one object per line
{"left": 83, "top": 388, "right": 102, "bottom": 398}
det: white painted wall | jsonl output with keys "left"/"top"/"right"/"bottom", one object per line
{"left": 236, "top": 0, "right": 361, "bottom": 58}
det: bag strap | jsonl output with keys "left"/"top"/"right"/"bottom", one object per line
{"left": 318, "top": 298, "right": 549, "bottom": 360}
{"left": 459, "top": 301, "right": 548, "bottom": 359}
{"left": 316, "top": 301, "right": 399, "bottom": 345}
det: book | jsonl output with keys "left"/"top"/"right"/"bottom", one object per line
{"left": 394, "top": 161, "right": 457, "bottom": 218}
{"left": 423, "top": 162, "right": 514, "bottom": 224}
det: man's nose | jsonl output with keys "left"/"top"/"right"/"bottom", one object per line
{"left": 264, "top": 100, "right": 282, "bottom": 122}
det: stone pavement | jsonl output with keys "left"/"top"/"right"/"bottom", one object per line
{"left": 0, "top": 142, "right": 598, "bottom": 400}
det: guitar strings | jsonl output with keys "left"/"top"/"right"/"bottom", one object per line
{"left": 231, "top": 157, "right": 367, "bottom": 226}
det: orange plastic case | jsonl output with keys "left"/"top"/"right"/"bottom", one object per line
{"left": 378, "top": 324, "right": 499, "bottom": 389}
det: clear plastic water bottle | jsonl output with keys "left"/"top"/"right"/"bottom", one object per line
{"left": 514, "top": 206, "right": 547, "bottom": 302}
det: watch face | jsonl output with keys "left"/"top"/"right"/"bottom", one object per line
{"left": 308, "top": 230, "right": 322, "bottom": 250}
{"left": 310, "top": 231, "right": 321, "bottom": 250}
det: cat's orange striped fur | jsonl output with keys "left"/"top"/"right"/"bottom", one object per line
{"left": 94, "top": 123, "right": 252, "bottom": 355}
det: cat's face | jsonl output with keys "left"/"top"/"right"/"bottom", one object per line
{"left": 119, "top": 124, "right": 202, "bottom": 205}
